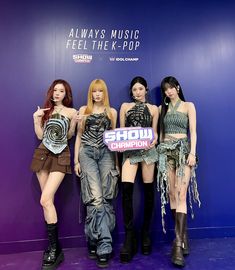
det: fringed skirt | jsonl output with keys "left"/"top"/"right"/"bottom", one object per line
{"left": 156, "top": 137, "right": 201, "bottom": 233}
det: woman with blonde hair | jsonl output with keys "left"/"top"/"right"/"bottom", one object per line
{"left": 74, "top": 79, "right": 119, "bottom": 268}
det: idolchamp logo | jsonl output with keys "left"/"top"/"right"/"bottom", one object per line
{"left": 73, "top": 54, "right": 92, "bottom": 63}
{"left": 109, "top": 57, "right": 139, "bottom": 62}
{"left": 103, "top": 127, "right": 154, "bottom": 151}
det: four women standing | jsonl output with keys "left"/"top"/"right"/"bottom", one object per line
{"left": 32, "top": 76, "right": 199, "bottom": 269}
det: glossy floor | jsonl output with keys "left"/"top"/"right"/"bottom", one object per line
{"left": 0, "top": 237, "right": 235, "bottom": 270}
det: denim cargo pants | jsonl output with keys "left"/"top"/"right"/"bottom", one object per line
{"left": 79, "top": 144, "right": 119, "bottom": 255}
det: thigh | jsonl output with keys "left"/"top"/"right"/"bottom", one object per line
{"left": 121, "top": 158, "right": 138, "bottom": 182}
{"left": 98, "top": 148, "right": 115, "bottom": 179}
{"left": 36, "top": 170, "right": 49, "bottom": 191}
{"left": 176, "top": 165, "right": 191, "bottom": 193}
{"left": 41, "top": 171, "right": 65, "bottom": 200}
{"left": 168, "top": 167, "right": 177, "bottom": 192}
{"left": 141, "top": 162, "right": 155, "bottom": 183}
{"left": 80, "top": 147, "right": 103, "bottom": 200}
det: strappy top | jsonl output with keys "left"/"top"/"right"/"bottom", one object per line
{"left": 81, "top": 111, "right": 112, "bottom": 148}
{"left": 125, "top": 102, "right": 152, "bottom": 127}
{"left": 164, "top": 100, "right": 189, "bottom": 134}
{"left": 42, "top": 113, "right": 70, "bottom": 154}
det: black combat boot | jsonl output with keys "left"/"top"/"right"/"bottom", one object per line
{"left": 42, "top": 223, "right": 64, "bottom": 270}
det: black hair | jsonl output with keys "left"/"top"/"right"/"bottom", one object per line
{"left": 159, "top": 76, "right": 185, "bottom": 139}
{"left": 129, "top": 76, "right": 148, "bottom": 100}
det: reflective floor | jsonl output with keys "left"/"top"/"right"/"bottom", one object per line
{"left": 0, "top": 237, "right": 235, "bottom": 270}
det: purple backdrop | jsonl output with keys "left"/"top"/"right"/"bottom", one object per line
{"left": 1, "top": 0, "right": 235, "bottom": 254}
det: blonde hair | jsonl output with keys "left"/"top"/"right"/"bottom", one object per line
{"left": 84, "top": 79, "right": 114, "bottom": 127}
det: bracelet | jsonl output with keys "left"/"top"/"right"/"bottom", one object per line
{"left": 74, "top": 162, "right": 79, "bottom": 165}
{"left": 189, "top": 152, "right": 196, "bottom": 157}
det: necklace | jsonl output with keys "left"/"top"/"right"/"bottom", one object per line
{"left": 54, "top": 105, "right": 64, "bottom": 114}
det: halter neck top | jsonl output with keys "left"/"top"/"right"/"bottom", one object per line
{"left": 42, "top": 113, "right": 70, "bottom": 154}
{"left": 125, "top": 102, "right": 152, "bottom": 127}
{"left": 164, "top": 100, "right": 189, "bottom": 134}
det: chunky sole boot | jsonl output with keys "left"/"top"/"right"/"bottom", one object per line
{"left": 141, "top": 230, "right": 152, "bottom": 255}
{"left": 42, "top": 223, "right": 64, "bottom": 270}
{"left": 96, "top": 253, "right": 112, "bottom": 268}
{"left": 42, "top": 250, "right": 64, "bottom": 270}
{"left": 182, "top": 236, "right": 189, "bottom": 256}
{"left": 87, "top": 240, "right": 97, "bottom": 259}
{"left": 120, "top": 232, "right": 138, "bottom": 263}
{"left": 171, "top": 213, "right": 186, "bottom": 267}
{"left": 171, "top": 242, "right": 185, "bottom": 267}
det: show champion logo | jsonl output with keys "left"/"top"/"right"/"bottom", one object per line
{"left": 73, "top": 54, "right": 92, "bottom": 63}
{"left": 103, "top": 127, "right": 154, "bottom": 151}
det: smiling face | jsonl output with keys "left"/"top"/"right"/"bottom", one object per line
{"left": 131, "top": 82, "right": 147, "bottom": 102}
{"left": 53, "top": 83, "right": 66, "bottom": 104}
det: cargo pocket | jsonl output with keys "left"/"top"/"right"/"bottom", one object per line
{"left": 103, "top": 169, "right": 119, "bottom": 200}
{"left": 80, "top": 172, "right": 94, "bottom": 204}
{"left": 58, "top": 151, "right": 71, "bottom": 166}
{"left": 30, "top": 148, "right": 48, "bottom": 172}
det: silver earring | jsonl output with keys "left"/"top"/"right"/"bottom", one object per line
{"left": 164, "top": 96, "right": 169, "bottom": 105}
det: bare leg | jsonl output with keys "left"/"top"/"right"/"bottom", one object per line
{"left": 175, "top": 165, "right": 191, "bottom": 213}
{"left": 121, "top": 158, "right": 138, "bottom": 183}
{"left": 39, "top": 171, "right": 65, "bottom": 223}
{"left": 37, "top": 170, "right": 49, "bottom": 191}
{"left": 141, "top": 162, "right": 155, "bottom": 183}
{"left": 168, "top": 168, "right": 177, "bottom": 210}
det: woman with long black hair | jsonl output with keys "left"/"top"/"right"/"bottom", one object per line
{"left": 157, "top": 76, "right": 201, "bottom": 267}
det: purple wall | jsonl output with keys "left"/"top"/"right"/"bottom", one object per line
{"left": 1, "top": 0, "right": 235, "bottom": 253}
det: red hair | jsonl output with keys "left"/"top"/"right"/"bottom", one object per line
{"left": 42, "top": 79, "right": 73, "bottom": 125}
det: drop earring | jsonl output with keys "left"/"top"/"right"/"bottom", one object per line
{"left": 164, "top": 96, "right": 169, "bottom": 105}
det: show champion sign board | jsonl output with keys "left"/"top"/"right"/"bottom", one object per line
{"left": 103, "top": 127, "right": 154, "bottom": 151}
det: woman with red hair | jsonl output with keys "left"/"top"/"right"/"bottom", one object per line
{"left": 31, "top": 79, "right": 80, "bottom": 270}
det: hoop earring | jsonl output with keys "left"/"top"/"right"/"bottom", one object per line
{"left": 164, "top": 96, "right": 169, "bottom": 105}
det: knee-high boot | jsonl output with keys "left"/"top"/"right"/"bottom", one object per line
{"left": 171, "top": 213, "right": 186, "bottom": 267}
{"left": 182, "top": 215, "right": 189, "bottom": 256}
{"left": 42, "top": 223, "right": 64, "bottom": 270}
{"left": 171, "top": 209, "right": 189, "bottom": 256}
{"left": 141, "top": 182, "right": 154, "bottom": 255}
{"left": 120, "top": 182, "right": 138, "bottom": 263}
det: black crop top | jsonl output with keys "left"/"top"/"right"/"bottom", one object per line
{"left": 125, "top": 102, "right": 152, "bottom": 127}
